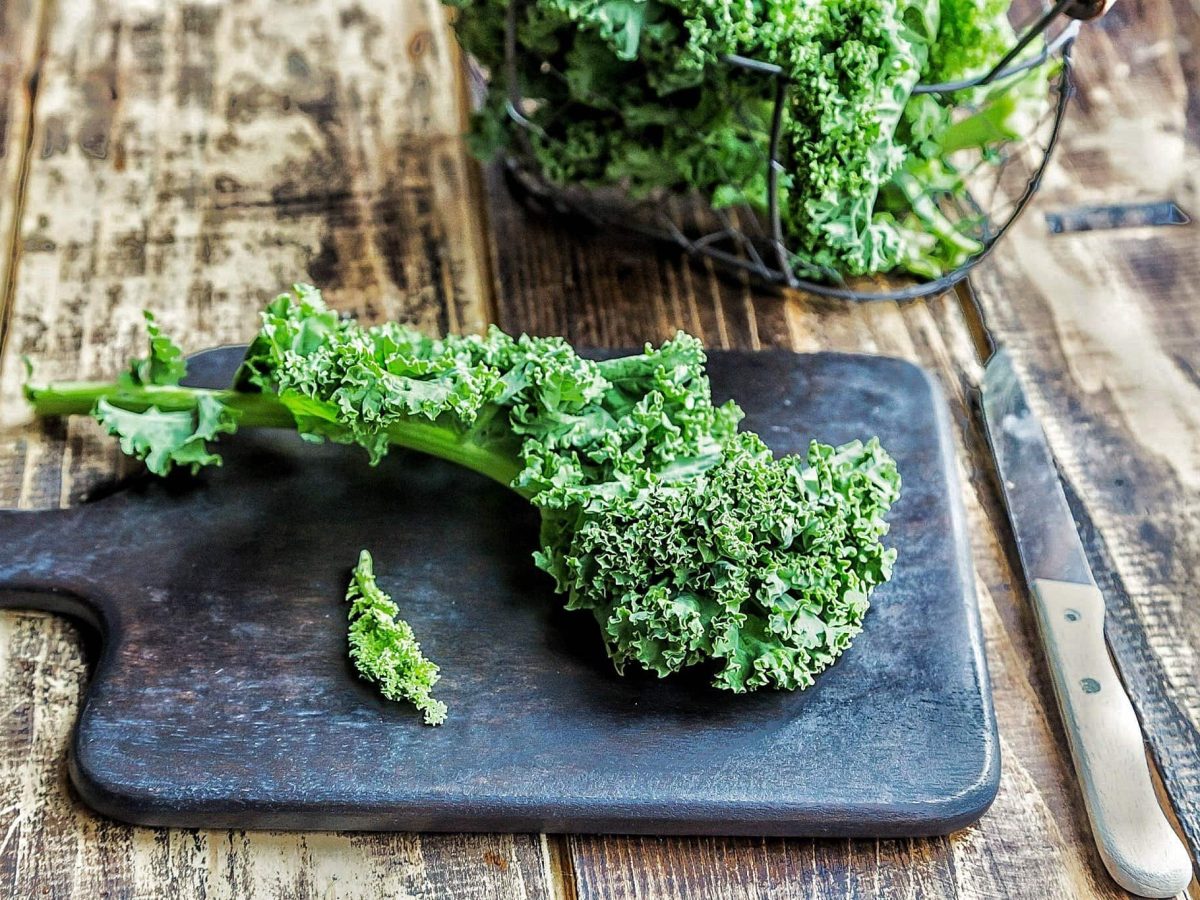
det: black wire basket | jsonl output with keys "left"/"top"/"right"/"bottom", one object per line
{"left": 477, "top": 0, "right": 1101, "bottom": 301}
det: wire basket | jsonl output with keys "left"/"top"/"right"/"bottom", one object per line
{"left": 479, "top": 0, "right": 1098, "bottom": 301}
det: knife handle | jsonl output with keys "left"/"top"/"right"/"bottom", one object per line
{"left": 1032, "top": 579, "right": 1194, "bottom": 897}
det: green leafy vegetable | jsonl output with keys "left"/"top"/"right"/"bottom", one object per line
{"left": 39, "top": 311, "right": 243, "bottom": 476}
{"left": 95, "top": 394, "right": 238, "bottom": 476}
{"left": 447, "top": 0, "right": 1052, "bottom": 278}
{"left": 347, "top": 550, "right": 447, "bottom": 725}
{"left": 542, "top": 433, "right": 899, "bottom": 691}
{"left": 26, "top": 284, "right": 901, "bottom": 693}
{"left": 127, "top": 312, "right": 189, "bottom": 388}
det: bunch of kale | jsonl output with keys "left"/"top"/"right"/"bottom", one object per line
{"left": 450, "top": 0, "right": 1049, "bottom": 278}
{"left": 27, "top": 285, "right": 900, "bottom": 694}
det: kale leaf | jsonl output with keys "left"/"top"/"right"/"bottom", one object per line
{"left": 448, "top": 0, "right": 1051, "bottom": 278}
{"left": 347, "top": 550, "right": 447, "bottom": 725}
{"left": 27, "top": 285, "right": 901, "bottom": 694}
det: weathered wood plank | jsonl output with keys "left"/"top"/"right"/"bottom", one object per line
{"left": 0, "top": 1, "right": 547, "bottom": 897}
{"left": 483, "top": 164, "right": 1133, "bottom": 898}
{"left": 0, "top": 0, "right": 45, "bottom": 334}
{"left": 971, "top": 0, "right": 1200, "bottom": 868}
{"left": 3, "top": 0, "right": 1193, "bottom": 894}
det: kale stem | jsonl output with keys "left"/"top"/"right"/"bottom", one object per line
{"left": 25, "top": 381, "right": 526, "bottom": 493}
{"left": 382, "top": 418, "right": 525, "bottom": 491}
{"left": 25, "top": 381, "right": 295, "bottom": 426}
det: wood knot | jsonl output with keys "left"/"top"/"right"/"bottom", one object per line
{"left": 408, "top": 31, "right": 433, "bottom": 60}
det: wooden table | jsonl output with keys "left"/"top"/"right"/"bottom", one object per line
{"left": 0, "top": 1, "right": 1196, "bottom": 896}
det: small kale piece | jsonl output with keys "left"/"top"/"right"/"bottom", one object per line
{"left": 124, "top": 311, "right": 188, "bottom": 388}
{"left": 346, "top": 550, "right": 447, "bottom": 726}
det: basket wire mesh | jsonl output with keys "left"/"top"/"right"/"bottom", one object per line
{"left": 492, "top": 0, "right": 1090, "bottom": 300}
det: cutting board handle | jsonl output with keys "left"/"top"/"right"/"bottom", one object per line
{"left": 0, "top": 508, "right": 108, "bottom": 632}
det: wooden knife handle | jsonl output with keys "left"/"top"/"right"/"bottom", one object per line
{"left": 1033, "top": 579, "right": 1193, "bottom": 897}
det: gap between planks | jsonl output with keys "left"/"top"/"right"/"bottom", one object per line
{"left": 0, "top": 0, "right": 52, "bottom": 366}
{"left": 540, "top": 833, "right": 580, "bottom": 900}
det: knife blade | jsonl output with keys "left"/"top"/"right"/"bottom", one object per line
{"left": 982, "top": 349, "right": 1094, "bottom": 586}
{"left": 980, "top": 349, "right": 1193, "bottom": 898}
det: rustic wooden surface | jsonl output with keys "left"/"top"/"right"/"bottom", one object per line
{"left": 0, "top": 1, "right": 547, "bottom": 897}
{"left": 0, "top": 0, "right": 1195, "bottom": 898}
{"left": 970, "top": 0, "right": 1200, "bottom": 875}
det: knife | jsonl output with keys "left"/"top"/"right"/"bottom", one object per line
{"left": 979, "top": 349, "right": 1193, "bottom": 898}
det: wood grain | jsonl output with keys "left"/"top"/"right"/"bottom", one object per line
{"left": 0, "top": 0, "right": 45, "bottom": 341}
{"left": 0, "top": 1, "right": 546, "bottom": 897}
{"left": 2, "top": 0, "right": 1197, "bottom": 894}
{"left": 971, "top": 0, "right": 1200, "bottom": 872}
{"left": 482, "top": 165, "right": 1138, "bottom": 898}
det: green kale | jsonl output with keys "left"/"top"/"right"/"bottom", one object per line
{"left": 347, "top": 550, "right": 447, "bottom": 725}
{"left": 928, "top": 0, "right": 1018, "bottom": 85}
{"left": 26, "top": 284, "right": 901, "bottom": 693}
{"left": 39, "top": 311, "right": 243, "bottom": 476}
{"left": 448, "top": 0, "right": 1052, "bottom": 279}
{"left": 94, "top": 395, "right": 239, "bottom": 477}
{"left": 539, "top": 433, "right": 899, "bottom": 691}
{"left": 127, "top": 312, "right": 189, "bottom": 388}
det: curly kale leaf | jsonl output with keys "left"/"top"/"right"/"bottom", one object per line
{"left": 233, "top": 287, "right": 738, "bottom": 498}
{"left": 95, "top": 394, "right": 239, "bottom": 477}
{"left": 124, "top": 311, "right": 188, "bottom": 388}
{"left": 89, "top": 311, "right": 240, "bottom": 476}
{"left": 927, "top": 0, "right": 1016, "bottom": 85}
{"left": 236, "top": 284, "right": 511, "bottom": 464}
{"left": 28, "top": 286, "right": 903, "bottom": 695}
{"left": 537, "top": 433, "right": 900, "bottom": 691}
{"left": 514, "top": 332, "right": 743, "bottom": 507}
{"left": 346, "top": 550, "right": 447, "bottom": 725}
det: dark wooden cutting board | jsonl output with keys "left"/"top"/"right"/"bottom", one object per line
{"left": 0, "top": 348, "right": 998, "bottom": 836}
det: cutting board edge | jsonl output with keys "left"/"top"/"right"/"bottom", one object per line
{"left": 922, "top": 354, "right": 1003, "bottom": 816}
{"left": 67, "top": 742, "right": 1000, "bottom": 836}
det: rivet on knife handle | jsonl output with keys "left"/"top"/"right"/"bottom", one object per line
{"left": 1032, "top": 579, "right": 1192, "bottom": 897}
